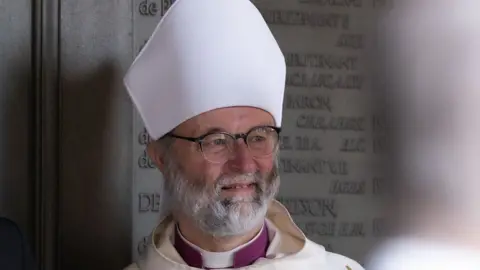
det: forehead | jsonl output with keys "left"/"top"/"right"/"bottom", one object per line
{"left": 175, "top": 106, "right": 275, "bottom": 136}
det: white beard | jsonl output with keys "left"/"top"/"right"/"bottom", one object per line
{"left": 163, "top": 156, "right": 279, "bottom": 237}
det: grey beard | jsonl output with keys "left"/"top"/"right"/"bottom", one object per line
{"left": 163, "top": 155, "right": 279, "bottom": 237}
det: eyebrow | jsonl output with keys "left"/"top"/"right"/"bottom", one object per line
{"left": 199, "top": 127, "right": 225, "bottom": 135}
{"left": 193, "top": 123, "right": 275, "bottom": 137}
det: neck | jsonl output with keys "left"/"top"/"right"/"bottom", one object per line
{"left": 176, "top": 217, "right": 263, "bottom": 252}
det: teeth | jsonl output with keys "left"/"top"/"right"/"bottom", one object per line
{"left": 226, "top": 184, "right": 251, "bottom": 189}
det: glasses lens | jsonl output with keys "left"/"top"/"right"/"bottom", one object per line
{"left": 246, "top": 127, "right": 279, "bottom": 156}
{"left": 200, "top": 133, "right": 233, "bottom": 162}
{"left": 199, "top": 127, "right": 279, "bottom": 163}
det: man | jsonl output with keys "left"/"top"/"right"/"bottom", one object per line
{"left": 366, "top": 0, "right": 480, "bottom": 269}
{"left": 122, "top": 0, "right": 363, "bottom": 269}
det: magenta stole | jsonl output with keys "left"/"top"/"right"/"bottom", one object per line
{"left": 173, "top": 224, "right": 270, "bottom": 269}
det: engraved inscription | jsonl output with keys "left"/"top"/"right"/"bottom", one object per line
{"left": 280, "top": 158, "right": 348, "bottom": 175}
{"left": 298, "top": 221, "right": 336, "bottom": 236}
{"left": 159, "top": 0, "right": 175, "bottom": 15}
{"left": 138, "top": 193, "right": 161, "bottom": 212}
{"left": 285, "top": 94, "right": 332, "bottom": 112}
{"left": 372, "top": 218, "right": 386, "bottom": 236}
{"left": 298, "top": 0, "right": 362, "bottom": 8}
{"left": 329, "top": 180, "right": 366, "bottom": 195}
{"left": 285, "top": 53, "right": 359, "bottom": 70}
{"left": 137, "top": 236, "right": 149, "bottom": 256}
{"left": 372, "top": 0, "right": 394, "bottom": 9}
{"left": 339, "top": 137, "right": 366, "bottom": 152}
{"left": 279, "top": 135, "right": 292, "bottom": 150}
{"left": 286, "top": 72, "right": 363, "bottom": 90}
{"left": 372, "top": 136, "right": 386, "bottom": 154}
{"left": 138, "top": 150, "right": 156, "bottom": 169}
{"left": 138, "top": 128, "right": 154, "bottom": 145}
{"left": 338, "top": 222, "right": 366, "bottom": 237}
{"left": 280, "top": 136, "right": 323, "bottom": 151}
{"left": 139, "top": 0, "right": 158, "bottom": 16}
{"left": 372, "top": 115, "right": 387, "bottom": 133}
{"left": 296, "top": 115, "right": 365, "bottom": 131}
{"left": 260, "top": 10, "right": 350, "bottom": 30}
{"left": 372, "top": 177, "right": 385, "bottom": 195}
{"left": 295, "top": 136, "right": 323, "bottom": 151}
{"left": 278, "top": 197, "right": 338, "bottom": 218}
{"left": 336, "top": 34, "right": 363, "bottom": 49}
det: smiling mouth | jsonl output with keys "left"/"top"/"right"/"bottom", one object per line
{"left": 221, "top": 183, "right": 256, "bottom": 190}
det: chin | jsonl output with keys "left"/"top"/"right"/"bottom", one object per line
{"left": 235, "top": 201, "right": 268, "bottom": 221}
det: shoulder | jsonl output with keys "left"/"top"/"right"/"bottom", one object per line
{"left": 0, "top": 217, "right": 23, "bottom": 244}
{"left": 0, "top": 217, "right": 37, "bottom": 269}
{"left": 0, "top": 217, "right": 21, "bottom": 233}
{"left": 304, "top": 240, "right": 364, "bottom": 270}
{"left": 325, "top": 252, "right": 364, "bottom": 270}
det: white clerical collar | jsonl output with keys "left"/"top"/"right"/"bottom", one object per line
{"left": 175, "top": 224, "right": 265, "bottom": 269}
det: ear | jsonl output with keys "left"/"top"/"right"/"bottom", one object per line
{"left": 146, "top": 142, "right": 166, "bottom": 173}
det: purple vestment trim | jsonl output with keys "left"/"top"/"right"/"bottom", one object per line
{"left": 174, "top": 224, "right": 269, "bottom": 269}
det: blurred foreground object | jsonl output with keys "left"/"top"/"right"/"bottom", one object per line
{"left": 366, "top": 0, "right": 480, "bottom": 269}
{"left": 0, "top": 217, "right": 37, "bottom": 270}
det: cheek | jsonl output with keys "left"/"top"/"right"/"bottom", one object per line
{"left": 174, "top": 146, "right": 208, "bottom": 180}
{"left": 181, "top": 153, "right": 223, "bottom": 184}
{"left": 255, "top": 157, "right": 275, "bottom": 174}
{"left": 203, "top": 162, "right": 224, "bottom": 183}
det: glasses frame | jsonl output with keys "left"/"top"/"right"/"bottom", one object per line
{"left": 167, "top": 125, "right": 281, "bottom": 162}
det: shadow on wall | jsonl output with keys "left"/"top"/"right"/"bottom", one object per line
{"left": 364, "top": 14, "right": 406, "bottom": 241}
{"left": 0, "top": 54, "right": 34, "bottom": 243}
{"left": 58, "top": 61, "right": 132, "bottom": 270}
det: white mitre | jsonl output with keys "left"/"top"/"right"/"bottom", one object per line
{"left": 124, "top": 0, "right": 286, "bottom": 140}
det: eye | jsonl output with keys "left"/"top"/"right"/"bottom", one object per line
{"left": 202, "top": 133, "right": 229, "bottom": 149}
{"left": 250, "top": 136, "right": 266, "bottom": 142}
{"left": 212, "top": 138, "right": 227, "bottom": 145}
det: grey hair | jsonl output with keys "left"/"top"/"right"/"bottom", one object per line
{"left": 150, "top": 131, "right": 176, "bottom": 158}
{"left": 156, "top": 135, "right": 175, "bottom": 152}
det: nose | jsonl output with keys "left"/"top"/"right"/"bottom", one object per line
{"left": 226, "top": 139, "right": 257, "bottom": 173}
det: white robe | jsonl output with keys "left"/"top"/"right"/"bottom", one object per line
{"left": 124, "top": 200, "right": 364, "bottom": 270}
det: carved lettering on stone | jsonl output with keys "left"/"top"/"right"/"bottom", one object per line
{"left": 260, "top": 10, "right": 350, "bottom": 30}
{"left": 138, "top": 193, "right": 161, "bottom": 212}
{"left": 337, "top": 222, "right": 366, "bottom": 237}
{"left": 297, "top": 221, "right": 336, "bottom": 237}
{"left": 330, "top": 180, "right": 366, "bottom": 195}
{"left": 339, "top": 137, "right": 366, "bottom": 153}
{"left": 286, "top": 72, "right": 363, "bottom": 90}
{"left": 280, "top": 158, "right": 349, "bottom": 175}
{"left": 139, "top": 0, "right": 158, "bottom": 16}
{"left": 336, "top": 34, "right": 364, "bottom": 50}
{"left": 137, "top": 236, "right": 149, "bottom": 256}
{"left": 277, "top": 197, "right": 338, "bottom": 218}
{"left": 138, "top": 150, "right": 156, "bottom": 169}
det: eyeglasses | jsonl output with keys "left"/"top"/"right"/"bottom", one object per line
{"left": 167, "top": 125, "right": 281, "bottom": 163}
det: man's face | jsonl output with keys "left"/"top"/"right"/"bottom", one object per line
{"left": 156, "top": 106, "right": 280, "bottom": 237}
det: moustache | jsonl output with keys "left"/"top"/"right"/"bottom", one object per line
{"left": 214, "top": 172, "right": 264, "bottom": 192}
